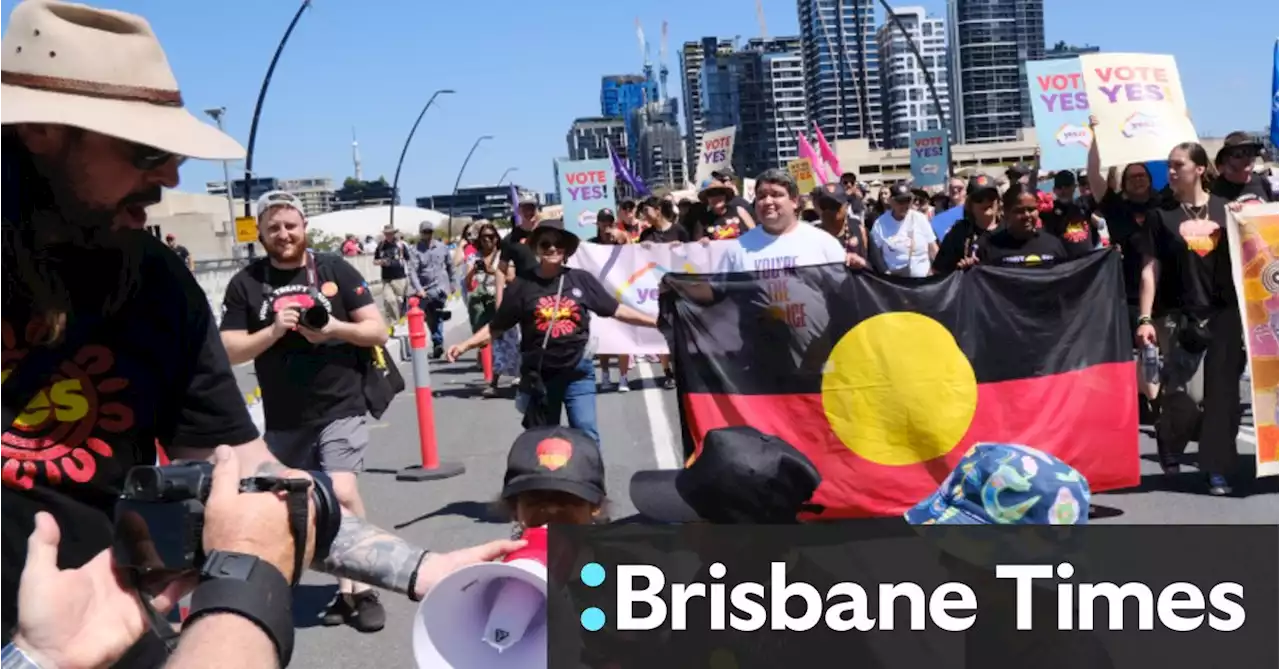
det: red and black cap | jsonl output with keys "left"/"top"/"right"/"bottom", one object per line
{"left": 502, "top": 426, "right": 604, "bottom": 505}
{"left": 887, "top": 182, "right": 914, "bottom": 201}
{"left": 967, "top": 174, "right": 999, "bottom": 198}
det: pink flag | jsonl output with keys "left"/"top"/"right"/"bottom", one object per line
{"left": 813, "top": 122, "right": 842, "bottom": 181}
{"left": 796, "top": 132, "right": 828, "bottom": 185}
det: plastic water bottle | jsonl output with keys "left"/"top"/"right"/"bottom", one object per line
{"left": 1141, "top": 343, "right": 1160, "bottom": 384}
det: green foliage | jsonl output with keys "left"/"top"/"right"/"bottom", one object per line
{"left": 307, "top": 229, "right": 343, "bottom": 252}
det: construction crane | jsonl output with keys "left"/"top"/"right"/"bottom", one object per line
{"left": 659, "top": 20, "right": 669, "bottom": 102}
{"left": 756, "top": 0, "right": 767, "bottom": 40}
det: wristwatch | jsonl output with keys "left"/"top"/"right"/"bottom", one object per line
{"left": 1, "top": 643, "right": 41, "bottom": 669}
{"left": 184, "top": 551, "right": 295, "bottom": 667}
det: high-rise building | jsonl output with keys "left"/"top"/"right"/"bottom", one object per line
{"left": 206, "top": 176, "right": 334, "bottom": 217}
{"left": 699, "top": 37, "right": 809, "bottom": 177}
{"left": 633, "top": 99, "right": 687, "bottom": 191}
{"left": 1043, "top": 41, "right": 1101, "bottom": 60}
{"left": 566, "top": 117, "right": 627, "bottom": 161}
{"left": 797, "top": 0, "right": 883, "bottom": 147}
{"left": 601, "top": 74, "right": 659, "bottom": 166}
{"left": 418, "top": 185, "right": 540, "bottom": 221}
{"left": 946, "top": 0, "right": 1045, "bottom": 144}
{"left": 680, "top": 37, "right": 736, "bottom": 171}
{"left": 876, "top": 7, "right": 950, "bottom": 149}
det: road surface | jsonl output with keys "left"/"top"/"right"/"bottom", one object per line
{"left": 225, "top": 314, "right": 1276, "bottom": 668}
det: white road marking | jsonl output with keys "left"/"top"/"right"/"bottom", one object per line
{"left": 631, "top": 361, "right": 681, "bottom": 470}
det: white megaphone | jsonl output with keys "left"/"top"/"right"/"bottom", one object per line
{"left": 414, "top": 526, "right": 549, "bottom": 669}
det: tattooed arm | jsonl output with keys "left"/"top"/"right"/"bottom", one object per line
{"left": 169, "top": 439, "right": 523, "bottom": 598}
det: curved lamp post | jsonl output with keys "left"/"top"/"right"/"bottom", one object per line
{"left": 876, "top": 0, "right": 949, "bottom": 167}
{"left": 496, "top": 167, "right": 518, "bottom": 186}
{"left": 242, "top": 0, "right": 312, "bottom": 257}
{"left": 389, "top": 88, "right": 456, "bottom": 231}
{"left": 446, "top": 135, "right": 493, "bottom": 240}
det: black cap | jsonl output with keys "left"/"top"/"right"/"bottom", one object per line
{"left": 596, "top": 207, "right": 616, "bottom": 223}
{"left": 1217, "top": 131, "right": 1263, "bottom": 163}
{"left": 527, "top": 218, "right": 580, "bottom": 256}
{"left": 887, "top": 182, "right": 914, "bottom": 201}
{"left": 967, "top": 174, "right": 999, "bottom": 198}
{"left": 629, "top": 426, "right": 822, "bottom": 524}
{"left": 811, "top": 184, "right": 849, "bottom": 205}
{"left": 1006, "top": 163, "right": 1033, "bottom": 179}
{"left": 1053, "top": 170, "right": 1077, "bottom": 189}
{"left": 711, "top": 168, "right": 736, "bottom": 181}
{"left": 502, "top": 427, "right": 604, "bottom": 505}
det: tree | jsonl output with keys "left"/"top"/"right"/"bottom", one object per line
{"left": 307, "top": 229, "right": 343, "bottom": 252}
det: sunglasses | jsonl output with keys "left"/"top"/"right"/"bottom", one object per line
{"left": 1225, "top": 146, "right": 1258, "bottom": 161}
{"left": 127, "top": 140, "right": 186, "bottom": 171}
{"left": 537, "top": 239, "right": 564, "bottom": 251}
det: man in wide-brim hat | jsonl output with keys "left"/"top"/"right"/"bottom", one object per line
{"left": 1, "top": 1, "right": 523, "bottom": 665}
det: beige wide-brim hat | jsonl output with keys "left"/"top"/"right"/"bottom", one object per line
{"left": 1, "top": 0, "right": 244, "bottom": 161}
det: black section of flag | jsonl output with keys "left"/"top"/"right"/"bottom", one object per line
{"left": 660, "top": 249, "right": 1129, "bottom": 396}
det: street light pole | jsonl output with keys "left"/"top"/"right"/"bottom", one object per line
{"left": 390, "top": 88, "right": 456, "bottom": 232}
{"left": 446, "top": 135, "right": 493, "bottom": 240}
{"left": 203, "top": 107, "right": 238, "bottom": 257}
{"left": 876, "top": 0, "right": 949, "bottom": 166}
{"left": 497, "top": 167, "right": 518, "bottom": 185}
{"left": 242, "top": 0, "right": 312, "bottom": 257}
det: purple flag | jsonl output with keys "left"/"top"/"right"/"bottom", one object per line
{"left": 609, "top": 143, "right": 650, "bottom": 197}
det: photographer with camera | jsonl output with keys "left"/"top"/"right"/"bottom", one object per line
{"left": 1, "top": 5, "right": 522, "bottom": 666}
{"left": 406, "top": 221, "right": 455, "bottom": 360}
{"left": 220, "top": 191, "right": 393, "bottom": 631}
{"left": 8, "top": 446, "right": 319, "bottom": 669}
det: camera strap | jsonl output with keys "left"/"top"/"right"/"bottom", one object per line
{"left": 242, "top": 475, "right": 313, "bottom": 586}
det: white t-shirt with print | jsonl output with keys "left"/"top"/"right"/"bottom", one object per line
{"left": 870, "top": 209, "right": 936, "bottom": 277}
{"left": 721, "top": 220, "right": 847, "bottom": 273}
{"left": 720, "top": 220, "right": 847, "bottom": 368}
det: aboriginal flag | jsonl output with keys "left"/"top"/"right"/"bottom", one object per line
{"left": 660, "top": 250, "right": 1140, "bottom": 518}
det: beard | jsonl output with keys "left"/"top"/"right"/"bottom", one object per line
{"left": 265, "top": 234, "right": 308, "bottom": 264}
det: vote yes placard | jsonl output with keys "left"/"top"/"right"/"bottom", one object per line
{"left": 556, "top": 158, "right": 616, "bottom": 240}
{"left": 1080, "top": 53, "right": 1197, "bottom": 166}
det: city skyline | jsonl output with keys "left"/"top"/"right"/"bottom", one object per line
{"left": 7, "top": 0, "right": 1270, "bottom": 196}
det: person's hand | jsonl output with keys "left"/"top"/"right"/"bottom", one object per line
{"left": 412, "top": 538, "right": 528, "bottom": 600}
{"left": 698, "top": 237, "right": 712, "bottom": 247}
{"left": 445, "top": 344, "right": 466, "bottom": 363}
{"left": 1088, "top": 114, "right": 1099, "bottom": 128}
{"left": 271, "top": 307, "right": 301, "bottom": 339}
{"left": 1135, "top": 323, "right": 1157, "bottom": 348}
{"left": 296, "top": 319, "right": 337, "bottom": 345}
{"left": 203, "top": 446, "right": 316, "bottom": 582}
{"left": 846, "top": 253, "right": 867, "bottom": 269}
{"left": 957, "top": 256, "right": 980, "bottom": 270}
{"left": 13, "top": 512, "right": 193, "bottom": 669}
{"left": 668, "top": 241, "right": 683, "bottom": 249}
{"left": 640, "top": 241, "right": 654, "bottom": 250}
{"left": 1227, "top": 201, "right": 1246, "bottom": 213}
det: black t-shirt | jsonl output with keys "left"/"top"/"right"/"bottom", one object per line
{"left": 1040, "top": 201, "right": 1099, "bottom": 258}
{"left": 374, "top": 239, "right": 409, "bottom": 281}
{"left": 846, "top": 199, "right": 867, "bottom": 231}
{"left": 698, "top": 205, "right": 749, "bottom": 241}
{"left": 1136, "top": 196, "right": 1235, "bottom": 313}
{"left": 1, "top": 232, "right": 258, "bottom": 632}
{"left": 500, "top": 226, "right": 540, "bottom": 280}
{"left": 976, "top": 228, "right": 1070, "bottom": 267}
{"left": 933, "top": 218, "right": 995, "bottom": 275}
{"left": 1210, "top": 173, "right": 1277, "bottom": 204}
{"left": 639, "top": 223, "right": 689, "bottom": 244}
{"left": 1099, "top": 191, "right": 1159, "bottom": 302}
{"left": 220, "top": 253, "right": 376, "bottom": 430}
{"left": 171, "top": 244, "right": 191, "bottom": 265}
{"left": 490, "top": 268, "right": 619, "bottom": 377}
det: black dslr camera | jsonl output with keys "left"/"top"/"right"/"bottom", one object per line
{"left": 114, "top": 460, "right": 342, "bottom": 594}
{"left": 293, "top": 292, "right": 330, "bottom": 330}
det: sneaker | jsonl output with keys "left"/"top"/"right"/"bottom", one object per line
{"left": 320, "top": 595, "right": 348, "bottom": 626}
{"left": 618, "top": 376, "right": 631, "bottom": 393}
{"left": 1207, "top": 474, "right": 1232, "bottom": 496}
{"left": 431, "top": 345, "right": 444, "bottom": 360}
{"left": 481, "top": 385, "right": 497, "bottom": 398}
{"left": 663, "top": 374, "right": 676, "bottom": 390}
{"left": 599, "top": 379, "right": 616, "bottom": 392}
{"left": 1161, "top": 463, "right": 1180, "bottom": 477}
{"left": 350, "top": 590, "right": 387, "bottom": 633}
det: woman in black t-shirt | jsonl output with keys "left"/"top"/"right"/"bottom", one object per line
{"left": 446, "top": 220, "right": 658, "bottom": 444}
{"left": 975, "top": 184, "right": 1070, "bottom": 268}
{"left": 1135, "top": 143, "right": 1244, "bottom": 495}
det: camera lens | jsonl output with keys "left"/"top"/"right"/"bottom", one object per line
{"left": 301, "top": 305, "right": 329, "bottom": 330}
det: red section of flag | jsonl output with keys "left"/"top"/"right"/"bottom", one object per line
{"left": 682, "top": 361, "right": 1140, "bottom": 518}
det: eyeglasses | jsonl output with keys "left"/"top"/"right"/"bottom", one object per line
{"left": 128, "top": 140, "right": 186, "bottom": 171}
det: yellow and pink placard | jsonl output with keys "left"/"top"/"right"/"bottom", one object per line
{"left": 1080, "top": 53, "right": 1197, "bottom": 166}
{"left": 1226, "top": 203, "right": 1279, "bottom": 477}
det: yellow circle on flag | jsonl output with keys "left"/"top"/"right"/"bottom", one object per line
{"left": 821, "top": 312, "right": 978, "bottom": 466}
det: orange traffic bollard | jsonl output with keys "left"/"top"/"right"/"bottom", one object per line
{"left": 397, "top": 297, "right": 464, "bottom": 481}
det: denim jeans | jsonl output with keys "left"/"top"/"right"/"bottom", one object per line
{"left": 422, "top": 292, "right": 447, "bottom": 349}
{"left": 516, "top": 354, "right": 600, "bottom": 444}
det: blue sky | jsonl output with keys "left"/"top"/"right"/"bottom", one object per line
{"left": 7, "top": 0, "right": 1274, "bottom": 197}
